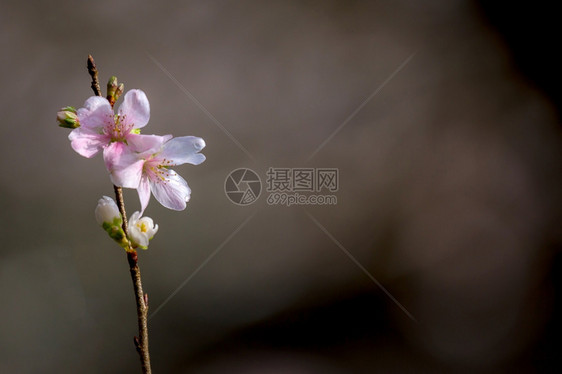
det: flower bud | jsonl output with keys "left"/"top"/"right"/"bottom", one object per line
{"left": 95, "top": 196, "right": 128, "bottom": 248}
{"left": 107, "top": 77, "right": 125, "bottom": 107}
{"left": 107, "top": 76, "right": 118, "bottom": 107}
{"left": 107, "top": 75, "right": 118, "bottom": 95}
{"left": 57, "top": 106, "right": 80, "bottom": 128}
{"left": 115, "top": 83, "right": 125, "bottom": 100}
{"left": 128, "top": 211, "right": 158, "bottom": 250}
{"left": 95, "top": 196, "right": 121, "bottom": 225}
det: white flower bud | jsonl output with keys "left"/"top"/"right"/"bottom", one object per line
{"left": 128, "top": 211, "right": 158, "bottom": 249}
{"left": 95, "top": 196, "right": 122, "bottom": 226}
{"left": 95, "top": 196, "right": 128, "bottom": 249}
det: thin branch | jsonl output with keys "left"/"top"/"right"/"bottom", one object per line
{"left": 87, "top": 54, "right": 151, "bottom": 374}
{"left": 87, "top": 55, "right": 102, "bottom": 97}
{"left": 113, "top": 185, "right": 130, "bottom": 238}
{"left": 114, "top": 184, "right": 152, "bottom": 373}
{"left": 128, "top": 250, "right": 151, "bottom": 374}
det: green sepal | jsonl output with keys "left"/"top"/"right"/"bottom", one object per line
{"left": 59, "top": 118, "right": 77, "bottom": 128}
{"left": 57, "top": 108, "right": 80, "bottom": 128}
{"left": 102, "top": 218, "right": 129, "bottom": 249}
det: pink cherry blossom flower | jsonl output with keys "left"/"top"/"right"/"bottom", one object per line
{"left": 108, "top": 135, "right": 206, "bottom": 213}
{"left": 68, "top": 89, "right": 150, "bottom": 163}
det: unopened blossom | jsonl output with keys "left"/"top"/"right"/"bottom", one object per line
{"left": 68, "top": 89, "right": 151, "bottom": 162}
{"left": 128, "top": 211, "right": 158, "bottom": 249}
{"left": 95, "top": 196, "right": 121, "bottom": 226}
{"left": 57, "top": 106, "right": 80, "bottom": 128}
{"left": 107, "top": 135, "right": 206, "bottom": 213}
{"left": 106, "top": 76, "right": 125, "bottom": 107}
{"left": 95, "top": 196, "right": 128, "bottom": 248}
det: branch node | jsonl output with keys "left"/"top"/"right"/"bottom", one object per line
{"left": 134, "top": 336, "right": 142, "bottom": 354}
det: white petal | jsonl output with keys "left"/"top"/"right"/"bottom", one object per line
{"left": 148, "top": 221, "right": 159, "bottom": 237}
{"left": 128, "top": 211, "right": 149, "bottom": 248}
{"left": 134, "top": 230, "right": 149, "bottom": 248}
{"left": 118, "top": 89, "right": 150, "bottom": 129}
{"left": 77, "top": 96, "right": 113, "bottom": 131}
{"left": 137, "top": 175, "right": 151, "bottom": 215}
{"left": 95, "top": 196, "right": 121, "bottom": 225}
{"left": 139, "top": 217, "right": 158, "bottom": 238}
{"left": 150, "top": 169, "right": 191, "bottom": 211}
{"left": 129, "top": 211, "right": 141, "bottom": 224}
{"left": 159, "top": 136, "right": 206, "bottom": 166}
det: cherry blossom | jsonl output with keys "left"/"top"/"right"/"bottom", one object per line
{"left": 128, "top": 211, "right": 158, "bottom": 249}
{"left": 68, "top": 89, "right": 150, "bottom": 163}
{"left": 108, "top": 135, "right": 206, "bottom": 213}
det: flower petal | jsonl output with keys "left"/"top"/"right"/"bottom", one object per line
{"left": 148, "top": 220, "right": 159, "bottom": 237}
{"left": 103, "top": 142, "right": 144, "bottom": 188}
{"left": 127, "top": 133, "right": 172, "bottom": 155}
{"left": 149, "top": 169, "right": 191, "bottom": 211}
{"left": 128, "top": 211, "right": 149, "bottom": 248}
{"left": 129, "top": 211, "right": 141, "bottom": 223}
{"left": 138, "top": 175, "right": 151, "bottom": 215}
{"left": 159, "top": 136, "right": 206, "bottom": 166}
{"left": 68, "top": 127, "right": 109, "bottom": 158}
{"left": 118, "top": 89, "right": 150, "bottom": 129}
{"left": 95, "top": 196, "right": 121, "bottom": 226}
{"left": 77, "top": 96, "right": 113, "bottom": 131}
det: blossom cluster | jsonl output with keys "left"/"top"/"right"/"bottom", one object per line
{"left": 59, "top": 87, "right": 205, "bottom": 249}
{"left": 95, "top": 196, "right": 158, "bottom": 250}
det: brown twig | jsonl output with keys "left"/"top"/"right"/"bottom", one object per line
{"left": 87, "top": 55, "right": 102, "bottom": 97}
{"left": 128, "top": 250, "right": 151, "bottom": 374}
{"left": 88, "top": 55, "right": 152, "bottom": 374}
{"left": 113, "top": 184, "right": 130, "bottom": 237}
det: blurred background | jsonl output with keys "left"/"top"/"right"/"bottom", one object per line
{"left": 1, "top": 0, "right": 561, "bottom": 372}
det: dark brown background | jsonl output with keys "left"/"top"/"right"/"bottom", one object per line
{"left": 1, "top": 1, "right": 561, "bottom": 372}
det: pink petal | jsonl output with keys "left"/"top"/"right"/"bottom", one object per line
{"left": 118, "top": 89, "right": 150, "bottom": 129}
{"left": 103, "top": 142, "right": 144, "bottom": 188}
{"left": 159, "top": 136, "right": 206, "bottom": 166}
{"left": 149, "top": 169, "right": 191, "bottom": 211}
{"left": 77, "top": 96, "right": 113, "bottom": 131}
{"left": 68, "top": 128, "right": 109, "bottom": 158}
{"left": 127, "top": 133, "right": 172, "bottom": 155}
{"left": 138, "top": 175, "right": 151, "bottom": 215}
